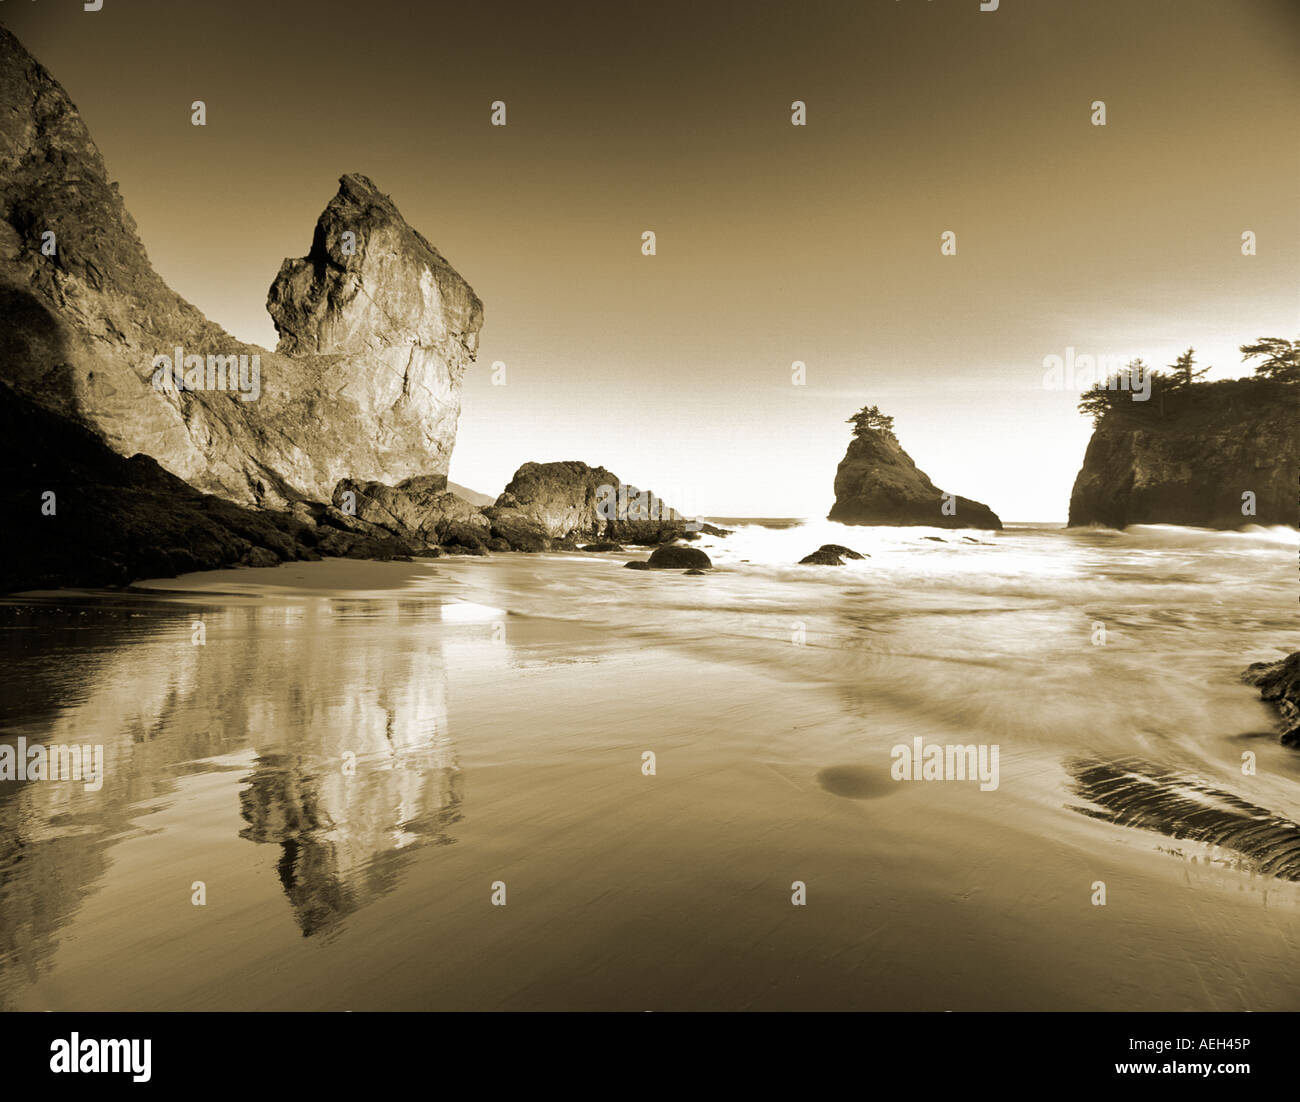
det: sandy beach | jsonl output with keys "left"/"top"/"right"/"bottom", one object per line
{"left": 2, "top": 531, "right": 1297, "bottom": 1011}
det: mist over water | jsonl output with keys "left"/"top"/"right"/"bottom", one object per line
{"left": 1, "top": 521, "right": 1296, "bottom": 1010}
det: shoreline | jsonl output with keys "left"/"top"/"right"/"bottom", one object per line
{"left": 3, "top": 551, "right": 1299, "bottom": 1011}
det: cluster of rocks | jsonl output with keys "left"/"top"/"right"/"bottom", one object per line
{"left": 0, "top": 396, "right": 729, "bottom": 588}
{"left": 0, "top": 380, "right": 364, "bottom": 591}
{"left": 329, "top": 461, "right": 729, "bottom": 560}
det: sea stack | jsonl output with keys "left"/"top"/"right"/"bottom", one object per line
{"left": 827, "top": 410, "right": 1002, "bottom": 529}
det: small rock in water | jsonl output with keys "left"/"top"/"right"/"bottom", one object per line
{"left": 624, "top": 560, "right": 651, "bottom": 570}
{"left": 683, "top": 568, "right": 708, "bottom": 575}
{"left": 1241, "top": 651, "right": 1300, "bottom": 747}
{"left": 581, "top": 542, "right": 625, "bottom": 552}
{"left": 817, "top": 543, "right": 867, "bottom": 559}
{"left": 799, "top": 550, "right": 844, "bottom": 565}
{"left": 647, "top": 544, "right": 712, "bottom": 570}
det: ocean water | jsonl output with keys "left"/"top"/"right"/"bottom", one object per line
{"left": 0, "top": 521, "right": 1297, "bottom": 1010}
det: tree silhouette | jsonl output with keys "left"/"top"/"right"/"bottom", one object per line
{"left": 1240, "top": 338, "right": 1300, "bottom": 383}
{"left": 1078, "top": 359, "right": 1155, "bottom": 424}
{"left": 846, "top": 405, "right": 896, "bottom": 439}
{"left": 1168, "top": 348, "right": 1209, "bottom": 387}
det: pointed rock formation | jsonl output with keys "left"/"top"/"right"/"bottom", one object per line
{"left": 0, "top": 25, "right": 481, "bottom": 509}
{"left": 266, "top": 173, "right": 482, "bottom": 490}
{"left": 827, "top": 424, "right": 1001, "bottom": 530}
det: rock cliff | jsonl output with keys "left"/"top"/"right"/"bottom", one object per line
{"left": 0, "top": 379, "right": 428, "bottom": 591}
{"left": 827, "top": 427, "right": 1002, "bottom": 529}
{"left": 1068, "top": 378, "right": 1299, "bottom": 528}
{"left": 0, "top": 25, "right": 481, "bottom": 509}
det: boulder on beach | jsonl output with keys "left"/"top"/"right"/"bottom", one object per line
{"left": 483, "top": 461, "right": 731, "bottom": 548}
{"left": 483, "top": 503, "right": 551, "bottom": 552}
{"left": 1242, "top": 652, "right": 1300, "bottom": 747}
{"left": 647, "top": 545, "right": 712, "bottom": 570}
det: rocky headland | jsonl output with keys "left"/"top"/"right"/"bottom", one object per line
{"left": 1068, "top": 376, "right": 1299, "bottom": 529}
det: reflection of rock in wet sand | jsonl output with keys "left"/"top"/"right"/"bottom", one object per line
{"left": 1067, "top": 757, "right": 1300, "bottom": 881}
{"left": 0, "top": 592, "right": 475, "bottom": 981}
{"left": 0, "top": 799, "right": 113, "bottom": 998}
{"left": 239, "top": 739, "right": 462, "bottom": 937}
{"left": 0, "top": 599, "right": 223, "bottom": 999}
{"left": 235, "top": 623, "right": 463, "bottom": 936}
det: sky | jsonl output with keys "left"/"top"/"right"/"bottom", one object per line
{"left": 5, "top": 0, "right": 1297, "bottom": 519}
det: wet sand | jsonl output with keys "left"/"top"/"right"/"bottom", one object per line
{"left": 2, "top": 552, "right": 1298, "bottom": 1011}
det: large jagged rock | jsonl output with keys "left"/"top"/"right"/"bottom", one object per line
{"left": 1068, "top": 378, "right": 1299, "bottom": 528}
{"left": 265, "top": 173, "right": 482, "bottom": 488}
{"left": 827, "top": 427, "right": 1002, "bottom": 529}
{"left": 0, "top": 25, "right": 482, "bottom": 508}
{"left": 482, "top": 461, "right": 710, "bottom": 549}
